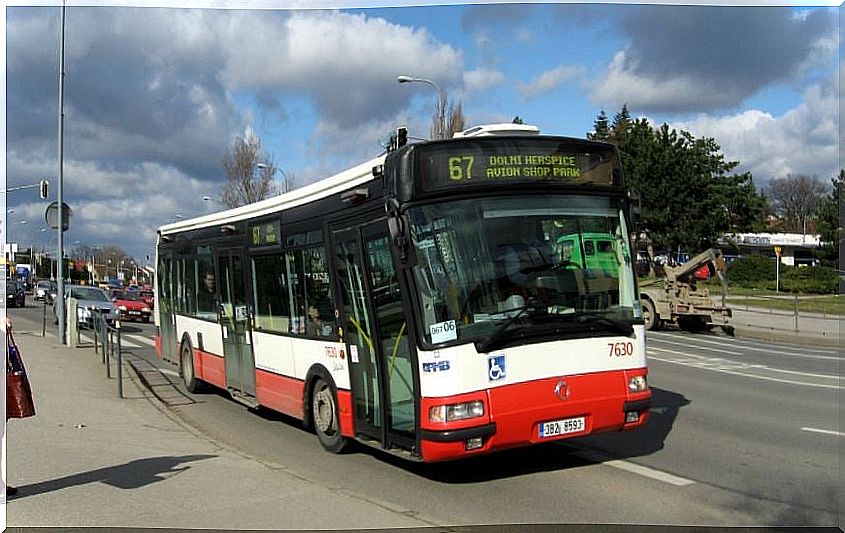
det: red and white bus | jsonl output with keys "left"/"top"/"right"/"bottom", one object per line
{"left": 154, "top": 124, "right": 651, "bottom": 462}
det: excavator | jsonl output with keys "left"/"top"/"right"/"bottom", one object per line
{"left": 639, "top": 247, "right": 734, "bottom": 335}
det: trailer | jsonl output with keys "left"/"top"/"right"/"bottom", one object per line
{"left": 639, "top": 248, "right": 733, "bottom": 334}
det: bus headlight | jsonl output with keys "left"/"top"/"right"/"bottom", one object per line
{"left": 429, "top": 400, "right": 485, "bottom": 423}
{"left": 628, "top": 375, "right": 647, "bottom": 392}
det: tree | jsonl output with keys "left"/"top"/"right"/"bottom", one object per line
{"left": 221, "top": 130, "right": 279, "bottom": 208}
{"left": 815, "top": 169, "right": 843, "bottom": 267}
{"left": 431, "top": 91, "right": 466, "bottom": 140}
{"left": 765, "top": 174, "right": 829, "bottom": 235}
{"left": 599, "top": 108, "right": 767, "bottom": 254}
{"left": 587, "top": 110, "right": 610, "bottom": 141}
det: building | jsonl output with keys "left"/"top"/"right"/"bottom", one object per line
{"left": 720, "top": 232, "right": 821, "bottom": 266}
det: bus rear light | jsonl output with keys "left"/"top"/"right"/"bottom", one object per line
{"left": 429, "top": 400, "right": 485, "bottom": 423}
{"left": 628, "top": 375, "right": 647, "bottom": 393}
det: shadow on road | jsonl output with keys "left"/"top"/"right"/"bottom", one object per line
{"left": 393, "top": 387, "right": 689, "bottom": 483}
{"left": 9, "top": 454, "right": 216, "bottom": 499}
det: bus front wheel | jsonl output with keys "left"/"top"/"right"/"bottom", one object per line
{"left": 311, "top": 377, "right": 347, "bottom": 453}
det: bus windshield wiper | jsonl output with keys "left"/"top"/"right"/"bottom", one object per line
{"left": 573, "top": 312, "right": 634, "bottom": 336}
{"left": 475, "top": 300, "right": 543, "bottom": 353}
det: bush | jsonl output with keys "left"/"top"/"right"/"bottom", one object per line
{"left": 726, "top": 254, "right": 777, "bottom": 284}
{"left": 780, "top": 266, "right": 840, "bottom": 294}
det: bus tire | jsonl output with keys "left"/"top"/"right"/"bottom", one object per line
{"left": 180, "top": 342, "right": 204, "bottom": 393}
{"left": 311, "top": 376, "right": 346, "bottom": 454}
{"left": 642, "top": 298, "right": 658, "bottom": 331}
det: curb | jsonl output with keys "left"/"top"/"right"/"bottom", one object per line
{"left": 732, "top": 325, "right": 840, "bottom": 348}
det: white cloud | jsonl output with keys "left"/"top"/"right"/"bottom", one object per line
{"left": 592, "top": 51, "right": 737, "bottom": 112}
{"left": 517, "top": 65, "right": 584, "bottom": 98}
{"left": 671, "top": 73, "right": 839, "bottom": 185}
{"left": 463, "top": 68, "right": 506, "bottom": 93}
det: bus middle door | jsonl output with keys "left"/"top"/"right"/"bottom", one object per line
{"left": 218, "top": 251, "right": 257, "bottom": 401}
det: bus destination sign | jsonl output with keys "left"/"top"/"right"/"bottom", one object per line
{"left": 416, "top": 139, "right": 620, "bottom": 192}
{"left": 250, "top": 220, "right": 280, "bottom": 247}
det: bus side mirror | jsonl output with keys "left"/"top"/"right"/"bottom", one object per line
{"left": 386, "top": 199, "right": 416, "bottom": 267}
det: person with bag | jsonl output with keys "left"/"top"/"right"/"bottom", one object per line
{"left": 5, "top": 317, "right": 35, "bottom": 497}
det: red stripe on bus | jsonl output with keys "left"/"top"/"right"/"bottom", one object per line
{"left": 337, "top": 389, "right": 354, "bottom": 438}
{"left": 420, "top": 368, "right": 650, "bottom": 462}
{"left": 254, "top": 369, "right": 305, "bottom": 419}
{"left": 195, "top": 348, "right": 226, "bottom": 389}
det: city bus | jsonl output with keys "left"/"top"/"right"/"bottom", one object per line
{"left": 154, "top": 124, "right": 651, "bottom": 462}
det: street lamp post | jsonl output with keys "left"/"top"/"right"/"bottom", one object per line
{"left": 397, "top": 75, "right": 446, "bottom": 140}
{"left": 256, "top": 163, "right": 291, "bottom": 193}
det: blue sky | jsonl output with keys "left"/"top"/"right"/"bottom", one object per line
{"left": 3, "top": 1, "right": 841, "bottom": 262}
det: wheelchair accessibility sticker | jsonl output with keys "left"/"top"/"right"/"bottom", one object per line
{"left": 488, "top": 355, "right": 506, "bottom": 381}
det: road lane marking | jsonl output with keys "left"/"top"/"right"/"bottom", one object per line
{"left": 801, "top": 427, "right": 844, "bottom": 437}
{"left": 649, "top": 347, "right": 838, "bottom": 380}
{"left": 575, "top": 450, "right": 695, "bottom": 486}
{"left": 648, "top": 337, "right": 742, "bottom": 355}
{"left": 647, "top": 331, "right": 840, "bottom": 360}
{"left": 649, "top": 354, "right": 842, "bottom": 390}
{"left": 127, "top": 335, "right": 155, "bottom": 347}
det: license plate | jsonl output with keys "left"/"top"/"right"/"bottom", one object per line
{"left": 128, "top": 311, "right": 140, "bottom": 315}
{"left": 539, "top": 416, "right": 585, "bottom": 438}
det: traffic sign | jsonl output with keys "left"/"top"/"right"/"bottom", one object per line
{"left": 774, "top": 245, "right": 782, "bottom": 256}
{"left": 45, "top": 202, "right": 72, "bottom": 231}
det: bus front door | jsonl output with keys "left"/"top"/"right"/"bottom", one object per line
{"left": 218, "top": 252, "right": 257, "bottom": 400}
{"left": 332, "top": 220, "right": 417, "bottom": 453}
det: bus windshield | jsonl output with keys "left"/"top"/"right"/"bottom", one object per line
{"left": 407, "top": 194, "right": 640, "bottom": 347}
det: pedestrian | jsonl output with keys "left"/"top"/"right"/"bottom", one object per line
{"left": 5, "top": 317, "right": 36, "bottom": 497}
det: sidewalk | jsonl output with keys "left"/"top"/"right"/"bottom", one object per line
{"left": 728, "top": 305, "right": 841, "bottom": 347}
{"left": 4, "top": 326, "right": 434, "bottom": 529}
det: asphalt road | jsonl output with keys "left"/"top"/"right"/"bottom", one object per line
{"left": 8, "top": 296, "right": 842, "bottom": 527}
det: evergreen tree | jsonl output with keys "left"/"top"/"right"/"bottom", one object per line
{"left": 609, "top": 104, "right": 631, "bottom": 144}
{"left": 587, "top": 110, "right": 610, "bottom": 141}
{"left": 612, "top": 110, "right": 766, "bottom": 253}
{"left": 815, "top": 169, "right": 843, "bottom": 267}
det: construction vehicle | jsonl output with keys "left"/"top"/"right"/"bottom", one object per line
{"left": 639, "top": 248, "right": 734, "bottom": 334}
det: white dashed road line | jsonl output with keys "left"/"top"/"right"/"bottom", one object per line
{"left": 801, "top": 427, "right": 844, "bottom": 437}
{"left": 575, "top": 450, "right": 696, "bottom": 486}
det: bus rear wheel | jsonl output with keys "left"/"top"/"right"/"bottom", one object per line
{"left": 311, "top": 377, "right": 346, "bottom": 453}
{"left": 181, "top": 343, "right": 203, "bottom": 393}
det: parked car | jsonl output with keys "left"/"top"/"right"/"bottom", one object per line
{"left": 55, "top": 285, "right": 118, "bottom": 327}
{"left": 6, "top": 281, "right": 25, "bottom": 308}
{"left": 110, "top": 288, "right": 152, "bottom": 323}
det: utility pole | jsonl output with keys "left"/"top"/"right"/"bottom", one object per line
{"left": 56, "top": 1, "right": 67, "bottom": 343}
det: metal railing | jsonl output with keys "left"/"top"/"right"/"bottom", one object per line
{"left": 92, "top": 312, "right": 124, "bottom": 398}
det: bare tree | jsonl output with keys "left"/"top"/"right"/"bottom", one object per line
{"left": 221, "top": 131, "right": 279, "bottom": 208}
{"left": 766, "top": 174, "right": 829, "bottom": 234}
{"left": 430, "top": 93, "right": 466, "bottom": 140}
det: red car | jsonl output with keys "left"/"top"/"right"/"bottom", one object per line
{"left": 110, "top": 289, "right": 152, "bottom": 323}
{"left": 138, "top": 289, "right": 155, "bottom": 311}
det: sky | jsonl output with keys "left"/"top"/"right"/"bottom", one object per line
{"left": 2, "top": 1, "right": 842, "bottom": 264}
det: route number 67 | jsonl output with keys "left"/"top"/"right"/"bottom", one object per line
{"left": 448, "top": 156, "right": 474, "bottom": 181}
{"left": 608, "top": 341, "right": 634, "bottom": 357}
